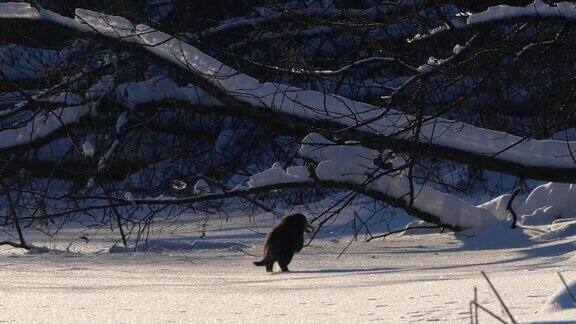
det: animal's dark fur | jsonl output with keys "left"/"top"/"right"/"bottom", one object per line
{"left": 253, "top": 213, "right": 313, "bottom": 272}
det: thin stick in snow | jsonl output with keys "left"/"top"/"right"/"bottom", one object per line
{"left": 557, "top": 272, "right": 576, "bottom": 304}
{"left": 481, "top": 271, "right": 517, "bottom": 324}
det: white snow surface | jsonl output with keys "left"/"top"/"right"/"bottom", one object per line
{"left": 544, "top": 279, "right": 576, "bottom": 312}
{"left": 0, "top": 210, "right": 575, "bottom": 323}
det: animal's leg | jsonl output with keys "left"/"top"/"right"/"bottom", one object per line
{"left": 278, "top": 252, "right": 294, "bottom": 272}
{"left": 265, "top": 262, "right": 274, "bottom": 272}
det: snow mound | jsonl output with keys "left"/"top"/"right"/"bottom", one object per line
{"left": 300, "top": 133, "right": 498, "bottom": 229}
{"left": 521, "top": 183, "right": 576, "bottom": 225}
{"left": 534, "top": 220, "right": 576, "bottom": 241}
{"left": 477, "top": 193, "right": 513, "bottom": 221}
{"left": 543, "top": 279, "right": 576, "bottom": 313}
{"left": 478, "top": 183, "right": 576, "bottom": 227}
{"left": 109, "top": 240, "right": 247, "bottom": 253}
{"left": 457, "top": 223, "right": 533, "bottom": 250}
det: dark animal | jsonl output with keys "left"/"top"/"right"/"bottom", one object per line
{"left": 253, "top": 213, "right": 314, "bottom": 272}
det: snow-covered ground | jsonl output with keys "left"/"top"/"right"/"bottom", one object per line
{"left": 1, "top": 212, "right": 575, "bottom": 323}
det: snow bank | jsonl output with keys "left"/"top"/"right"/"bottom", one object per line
{"left": 534, "top": 221, "right": 576, "bottom": 241}
{"left": 543, "top": 279, "right": 576, "bottom": 312}
{"left": 299, "top": 133, "right": 498, "bottom": 229}
{"left": 476, "top": 182, "right": 576, "bottom": 227}
{"left": 521, "top": 183, "right": 576, "bottom": 225}
{"left": 458, "top": 223, "right": 532, "bottom": 249}
{"left": 550, "top": 128, "right": 576, "bottom": 141}
{"left": 477, "top": 193, "right": 513, "bottom": 222}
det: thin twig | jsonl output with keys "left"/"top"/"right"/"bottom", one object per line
{"left": 366, "top": 225, "right": 442, "bottom": 241}
{"left": 557, "top": 272, "right": 576, "bottom": 304}
{"left": 481, "top": 271, "right": 517, "bottom": 324}
{"left": 470, "top": 301, "right": 509, "bottom": 324}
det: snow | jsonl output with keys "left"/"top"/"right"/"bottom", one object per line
{"left": 453, "top": 44, "right": 464, "bottom": 55}
{"left": 82, "top": 141, "right": 94, "bottom": 158}
{"left": 0, "top": 2, "right": 38, "bottom": 18}
{"left": 115, "top": 112, "right": 128, "bottom": 133}
{"left": 467, "top": 1, "right": 576, "bottom": 25}
{"left": 0, "top": 105, "right": 91, "bottom": 150}
{"left": 114, "top": 77, "right": 222, "bottom": 108}
{"left": 544, "top": 279, "right": 576, "bottom": 312}
{"left": 248, "top": 163, "right": 310, "bottom": 187}
{"left": 535, "top": 221, "right": 576, "bottom": 241}
{"left": 0, "top": 75, "right": 114, "bottom": 151}
{"left": 171, "top": 179, "right": 188, "bottom": 191}
{"left": 299, "top": 133, "right": 499, "bottom": 229}
{"left": 477, "top": 193, "right": 514, "bottom": 222}
{"left": 0, "top": 74, "right": 220, "bottom": 151}
{"left": 400, "top": 220, "right": 443, "bottom": 235}
{"left": 1, "top": 3, "right": 576, "bottom": 321}
{"left": 124, "top": 191, "right": 134, "bottom": 201}
{"left": 518, "top": 183, "right": 576, "bottom": 226}
{"left": 475, "top": 182, "right": 576, "bottom": 227}
{"left": 109, "top": 239, "right": 247, "bottom": 253}
{"left": 0, "top": 211, "right": 574, "bottom": 323}
{"left": 0, "top": 45, "right": 59, "bottom": 80}
{"left": 242, "top": 133, "right": 498, "bottom": 230}
{"left": 214, "top": 130, "right": 236, "bottom": 156}
{"left": 551, "top": 128, "right": 576, "bottom": 141}
{"left": 3, "top": 4, "right": 576, "bottom": 173}
{"left": 413, "top": 2, "right": 576, "bottom": 44}
{"left": 193, "top": 179, "right": 209, "bottom": 195}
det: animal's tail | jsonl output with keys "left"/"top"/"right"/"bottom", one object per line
{"left": 253, "top": 260, "right": 266, "bottom": 266}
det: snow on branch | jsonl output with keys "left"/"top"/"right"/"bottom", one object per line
{"left": 0, "top": 76, "right": 113, "bottom": 152}
{"left": 297, "top": 133, "right": 498, "bottom": 229}
{"left": 54, "top": 133, "right": 500, "bottom": 230}
{"left": 193, "top": 2, "right": 420, "bottom": 40}
{"left": 411, "top": 1, "right": 576, "bottom": 41}
{"left": 2, "top": 4, "right": 576, "bottom": 182}
{"left": 0, "top": 74, "right": 225, "bottom": 153}
{"left": 467, "top": 0, "right": 576, "bottom": 25}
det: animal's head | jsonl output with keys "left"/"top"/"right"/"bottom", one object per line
{"left": 282, "top": 213, "right": 314, "bottom": 233}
